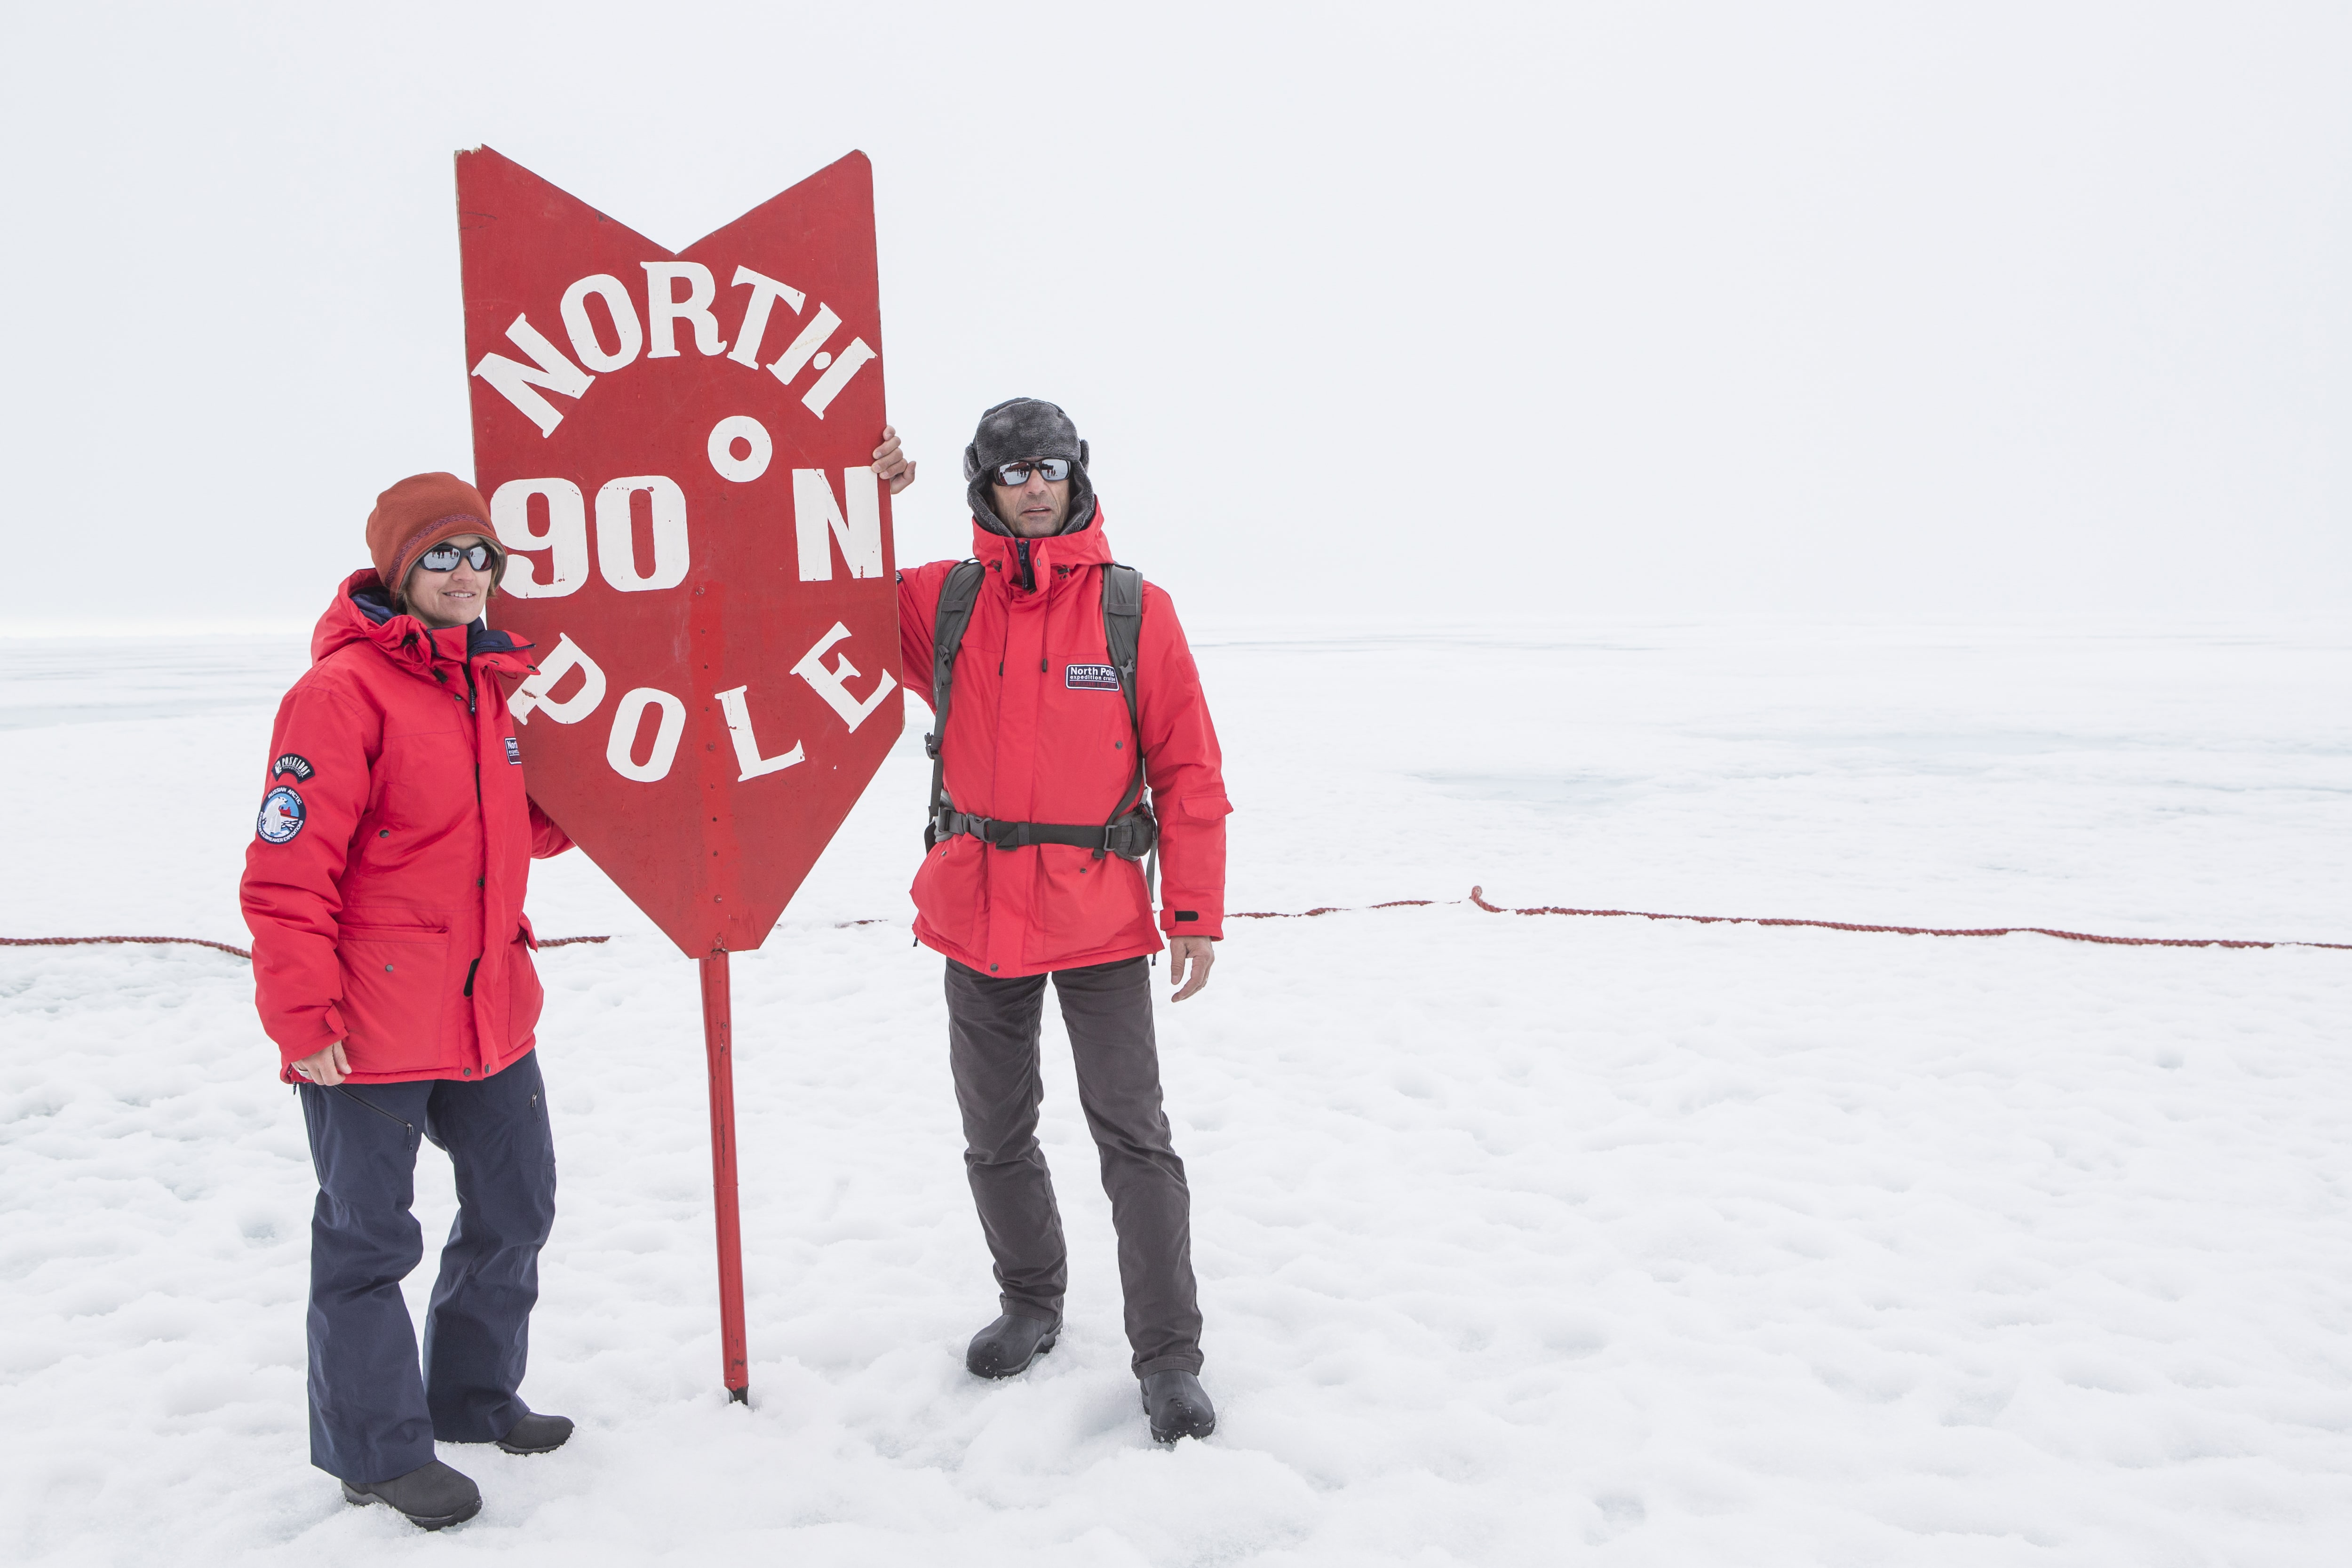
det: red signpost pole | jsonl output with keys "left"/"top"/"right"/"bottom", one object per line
{"left": 699, "top": 952, "right": 750, "bottom": 1402}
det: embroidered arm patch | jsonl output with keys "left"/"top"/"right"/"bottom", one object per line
{"left": 257, "top": 786, "right": 307, "bottom": 844}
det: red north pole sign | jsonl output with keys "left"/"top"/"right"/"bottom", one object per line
{"left": 459, "top": 145, "right": 899, "bottom": 958}
{"left": 456, "top": 147, "right": 900, "bottom": 1401}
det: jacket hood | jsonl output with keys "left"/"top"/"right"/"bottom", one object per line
{"left": 313, "top": 568, "right": 533, "bottom": 678}
{"left": 969, "top": 508, "right": 1117, "bottom": 586}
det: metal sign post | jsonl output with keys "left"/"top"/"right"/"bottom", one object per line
{"left": 457, "top": 146, "right": 900, "bottom": 1401}
{"left": 699, "top": 952, "right": 747, "bottom": 1398}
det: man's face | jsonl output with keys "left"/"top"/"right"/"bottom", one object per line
{"left": 991, "top": 458, "right": 1072, "bottom": 538}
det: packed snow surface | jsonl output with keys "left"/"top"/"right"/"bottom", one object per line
{"left": 3, "top": 622, "right": 2348, "bottom": 1565}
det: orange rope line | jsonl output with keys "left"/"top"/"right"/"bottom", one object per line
{"left": 10, "top": 896, "right": 2343, "bottom": 958}
{"left": 0, "top": 934, "right": 612, "bottom": 960}
{"left": 1233, "top": 888, "right": 2350, "bottom": 950}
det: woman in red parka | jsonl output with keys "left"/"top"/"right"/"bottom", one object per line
{"left": 241, "top": 473, "right": 574, "bottom": 1531}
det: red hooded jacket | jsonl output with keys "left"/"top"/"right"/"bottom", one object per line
{"left": 241, "top": 571, "right": 572, "bottom": 1084}
{"left": 898, "top": 510, "right": 1230, "bottom": 978}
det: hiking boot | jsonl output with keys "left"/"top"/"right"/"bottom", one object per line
{"left": 340, "top": 1459, "right": 482, "bottom": 1529}
{"left": 965, "top": 1313, "right": 1058, "bottom": 1378}
{"left": 495, "top": 1413, "right": 574, "bottom": 1455}
{"left": 1140, "top": 1370, "right": 1216, "bottom": 1443}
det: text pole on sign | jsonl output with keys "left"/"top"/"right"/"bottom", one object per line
{"left": 456, "top": 147, "right": 901, "bottom": 1403}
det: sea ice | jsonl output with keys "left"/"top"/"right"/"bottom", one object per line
{"left": 1, "top": 623, "right": 2346, "bottom": 1564}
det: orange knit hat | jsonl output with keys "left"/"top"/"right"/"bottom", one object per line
{"left": 365, "top": 473, "right": 502, "bottom": 602}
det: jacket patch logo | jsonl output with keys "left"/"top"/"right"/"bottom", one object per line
{"left": 1065, "top": 663, "right": 1121, "bottom": 692}
{"left": 271, "top": 753, "right": 315, "bottom": 782}
{"left": 505, "top": 736, "right": 523, "bottom": 764}
{"left": 256, "top": 786, "right": 307, "bottom": 844}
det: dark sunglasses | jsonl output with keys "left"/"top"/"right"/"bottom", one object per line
{"left": 993, "top": 458, "right": 1071, "bottom": 486}
{"left": 417, "top": 541, "right": 501, "bottom": 573}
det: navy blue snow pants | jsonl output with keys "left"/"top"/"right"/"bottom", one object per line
{"left": 298, "top": 1051, "right": 556, "bottom": 1485}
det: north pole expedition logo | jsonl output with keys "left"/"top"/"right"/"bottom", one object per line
{"left": 256, "top": 785, "right": 306, "bottom": 844}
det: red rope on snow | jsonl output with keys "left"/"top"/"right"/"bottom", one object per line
{"left": 0, "top": 933, "right": 612, "bottom": 960}
{"left": 0, "top": 934, "right": 258, "bottom": 959}
{"left": 1231, "top": 899, "right": 1441, "bottom": 919}
{"left": 1455, "top": 887, "right": 2351, "bottom": 952}
{"left": 9, "top": 900, "right": 2343, "bottom": 959}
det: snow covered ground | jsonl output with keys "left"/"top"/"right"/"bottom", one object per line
{"left": 3, "top": 621, "right": 2349, "bottom": 1565}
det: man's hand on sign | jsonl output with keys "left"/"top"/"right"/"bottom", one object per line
{"left": 1169, "top": 936, "right": 1216, "bottom": 1003}
{"left": 293, "top": 1040, "right": 351, "bottom": 1086}
{"left": 873, "top": 426, "right": 918, "bottom": 495}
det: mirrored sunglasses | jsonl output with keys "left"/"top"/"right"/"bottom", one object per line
{"left": 417, "top": 541, "right": 501, "bottom": 573}
{"left": 993, "top": 458, "right": 1071, "bottom": 486}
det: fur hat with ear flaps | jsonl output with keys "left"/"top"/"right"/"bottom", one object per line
{"left": 963, "top": 397, "right": 1097, "bottom": 536}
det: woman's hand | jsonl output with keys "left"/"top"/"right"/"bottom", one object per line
{"left": 293, "top": 1041, "right": 351, "bottom": 1086}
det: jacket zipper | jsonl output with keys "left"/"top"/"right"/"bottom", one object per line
{"left": 462, "top": 660, "right": 485, "bottom": 1004}
{"left": 463, "top": 663, "right": 481, "bottom": 798}
{"left": 1015, "top": 539, "right": 1035, "bottom": 593}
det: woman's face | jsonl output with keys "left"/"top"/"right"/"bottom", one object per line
{"left": 401, "top": 533, "right": 496, "bottom": 629}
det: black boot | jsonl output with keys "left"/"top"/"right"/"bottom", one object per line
{"left": 495, "top": 1413, "right": 574, "bottom": 1455}
{"left": 1140, "top": 1370, "right": 1216, "bottom": 1443}
{"left": 340, "top": 1459, "right": 482, "bottom": 1529}
{"left": 965, "top": 1312, "right": 1058, "bottom": 1378}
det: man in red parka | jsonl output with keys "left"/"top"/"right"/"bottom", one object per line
{"left": 242, "top": 473, "right": 575, "bottom": 1528}
{"left": 875, "top": 399, "right": 1230, "bottom": 1442}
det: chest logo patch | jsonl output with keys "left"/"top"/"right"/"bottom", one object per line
{"left": 257, "top": 785, "right": 307, "bottom": 844}
{"left": 1065, "top": 663, "right": 1121, "bottom": 692}
{"left": 271, "top": 753, "right": 315, "bottom": 781}
{"left": 505, "top": 736, "right": 523, "bottom": 764}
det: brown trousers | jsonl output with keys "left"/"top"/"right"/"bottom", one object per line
{"left": 945, "top": 956, "right": 1204, "bottom": 1377}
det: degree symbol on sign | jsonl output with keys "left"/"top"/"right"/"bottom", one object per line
{"left": 708, "top": 415, "right": 773, "bottom": 483}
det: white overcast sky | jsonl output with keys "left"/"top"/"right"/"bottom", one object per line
{"left": 2, "top": 1, "right": 2345, "bottom": 632}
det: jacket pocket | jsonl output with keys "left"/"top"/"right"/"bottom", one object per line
{"left": 506, "top": 928, "right": 546, "bottom": 1051}
{"left": 1183, "top": 790, "right": 1233, "bottom": 820}
{"left": 1025, "top": 845, "right": 1154, "bottom": 968}
{"left": 336, "top": 924, "right": 452, "bottom": 1074}
{"left": 911, "top": 834, "right": 989, "bottom": 947}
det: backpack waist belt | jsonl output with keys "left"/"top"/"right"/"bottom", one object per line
{"left": 938, "top": 808, "right": 1158, "bottom": 861}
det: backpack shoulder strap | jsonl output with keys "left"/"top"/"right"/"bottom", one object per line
{"left": 924, "top": 560, "right": 986, "bottom": 845}
{"left": 931, "top": 559, "right": 986, "bottom": 717}
{"left": 1101, "top": 564, "right": 1146, "bottom": 824}
{"left": 1101, "top": 563, "right": 1143, "bottom": 672}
